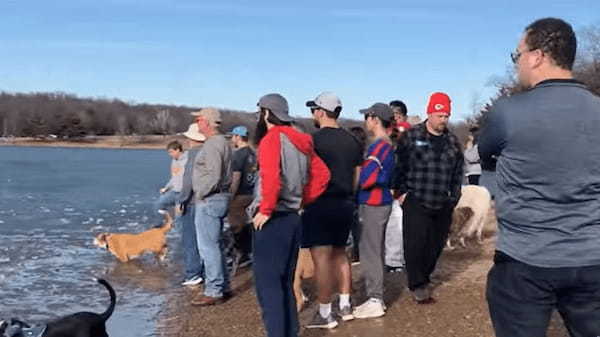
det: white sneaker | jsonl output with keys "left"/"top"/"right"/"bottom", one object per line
{"left": 181, "top": 275, "right": 203, "bottom": 286}
{"left": 353, "top": 298, "right": 386, "bottom": 319}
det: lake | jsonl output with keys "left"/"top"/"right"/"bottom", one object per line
{"left": 0, "top": 145, "right": 187, "bottom": 336}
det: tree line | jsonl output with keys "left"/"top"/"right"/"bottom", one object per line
{"left": 0, "top": 92, "right": 363, "bottom": 139}
{"left": 475, "top": 24, "right": 600, "bottom": 124}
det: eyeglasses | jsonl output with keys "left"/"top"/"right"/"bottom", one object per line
{"left": 364, "top": 113, "right": 375, "bottom": 121}
{"left": 511, "top": 48, "right": 538, "bottom": 64}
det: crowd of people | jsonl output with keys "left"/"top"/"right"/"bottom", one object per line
{"left": 153, "top": 17, "right": 599, "bottom": 337}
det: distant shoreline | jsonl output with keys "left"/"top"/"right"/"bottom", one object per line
{"left": 0, "top": 135, "right": 177, "bottom": 150}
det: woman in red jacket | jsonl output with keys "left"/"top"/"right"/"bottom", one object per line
{"left": 251, "top": 93, "right": 330, "bottom": 337}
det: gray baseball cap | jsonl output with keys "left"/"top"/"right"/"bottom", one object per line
{"left": 306, "top": 91, "right": 342, "bottom": 113}
{"left": 360, "top": 103, "right": 393, "bottom": 122}
{"left": 257, "top": 93, "right": 293, "bottom": 122}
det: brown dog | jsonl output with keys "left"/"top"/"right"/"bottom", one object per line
{"left": 293, "top": 248, "right": 315, "bottom": 312}
{"left": 93, "top": 213, "right": 173, "bottom": 262}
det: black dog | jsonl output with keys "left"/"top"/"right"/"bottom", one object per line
{"left": 1, "top": 278, "right": 116, "bottom": 337}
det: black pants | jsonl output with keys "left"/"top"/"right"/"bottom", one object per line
{"left": 487, "top": 251, "right": 600, "bottom": 337}
{"left": 402, "top": 196, "right": 452, "bottom": 290}
{"left": 234, "top": 224, "right": 252, "bottom": 256}
{"left": 467, "top": 174, "right": 480, "bottom": 185}
{"left": 252, "top": 212, "right": 301, "bottom": 337}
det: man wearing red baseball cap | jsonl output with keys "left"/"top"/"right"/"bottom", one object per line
{"left": 392, "top": 92, "right": 463, "bottom": 304}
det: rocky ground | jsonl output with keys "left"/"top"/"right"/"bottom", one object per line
{"left": 157, "top": 236, "right": 569, "bottom": 337}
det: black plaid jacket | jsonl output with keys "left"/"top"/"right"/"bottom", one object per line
{"left": 393, "top": 122, "right": 463, "bottom": 209}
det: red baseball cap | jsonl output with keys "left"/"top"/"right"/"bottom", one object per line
{"left": 426, "top": 92, "right": 451, "bottom": 115}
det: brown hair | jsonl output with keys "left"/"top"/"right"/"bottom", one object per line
{"left": 166, "top": 140, "right": 183, "bottom": 152}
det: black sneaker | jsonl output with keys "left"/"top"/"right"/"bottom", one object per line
{"left": 305, "top": 311, "right": 338, "bottom": 329}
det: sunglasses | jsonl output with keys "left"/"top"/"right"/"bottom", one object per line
{"left": 364, "top": 113, "right": 376, "bottom": 120}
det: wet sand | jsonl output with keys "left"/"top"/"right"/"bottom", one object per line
{"left": 0, "top": 136, "right": 172, "bottom": 149}
{"left": 157, "top": 236, "right": 569, "bottom": 337}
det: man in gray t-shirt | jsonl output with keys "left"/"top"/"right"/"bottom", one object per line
{"left": 479, "top": 18, "right": 600, "bottom": 337}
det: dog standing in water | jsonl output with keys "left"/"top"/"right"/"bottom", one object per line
{"left": 0, "top": 278, "right": 116, "bottom": 337}
{"left": 94, "top": 213, "right": 173, "bottom": 262}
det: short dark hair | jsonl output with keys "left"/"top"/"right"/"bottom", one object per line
{"left": 525, "top": 18, "right": 577, "bottom": 70}
{"left": 389, "top": 100, "right": 407, "bottom": 115}
{"left": 264, "top": 107, "right": 292, "bottom": 126}
{"left": 324, "top": 106, "right": 342, "bottom": 120}
{"left": 380, "top": 118, "right": 391, "bottom": 129}
{"left": 349, "top": 126, "right": 366, "bottom": 149}
{"left": 166, "top": 140, "right": 183, "bottom": 152}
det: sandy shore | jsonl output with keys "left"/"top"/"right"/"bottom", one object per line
{"left": 0, "top": 136, "right": 177, "bottom": 150}
{"left": 157, "top": 235, "right": 568, "bottom": 337}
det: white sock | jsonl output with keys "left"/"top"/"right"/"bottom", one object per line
{"left": 339, "top": 294, "right": 351, "bottom": 308}
{"left": 319, "top": 303, "right": 332, "bottom": 318}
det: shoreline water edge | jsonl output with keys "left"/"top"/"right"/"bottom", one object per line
{"left": 0, "top": 135, "right": 176, "bottom": 150}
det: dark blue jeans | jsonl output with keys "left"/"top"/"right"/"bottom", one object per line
{"left": 487, "top": 251, "right": 600, "bottom": 337}
{"left": 180, "top": 204, "right": 203, "bottom": 280}
{"left": 253, "top": 212, "right": 301, "bottom": 337}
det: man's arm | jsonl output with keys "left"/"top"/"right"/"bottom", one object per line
{"left": 177, "top": 150, "right": 197, "bottom": 213}
{"left": 303, "top": 149, "right": 330, "bottom": 206}
{"left": 257, "top": 132, "right": 282, "bottom": 217}
{"left": 352, "top": 166, "right": 361, "bottom": 195}
{"left": 479, "top": 105, "right": 507, "bottom": 165}
{"left": 230, "top": 171, "right": 242, "bottom": 196}
{"left": 392, "top": 135, "right": 410, "bottom": 195}
{"left": 229, "top": 149, "right": 245, "bottom": 196}
{"left": 450, "top": 143, "right": 464, "bottom": 205}
{"left": 358, "top": 141, "right": 394, "bottom": 190}
{"left": 193, "top": 140, "right": 223, "bottom": 201}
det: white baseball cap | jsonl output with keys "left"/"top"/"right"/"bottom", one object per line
{"left": 180, "top": 123, "right": 207, "bottom": 142}
{"left": 306, "top": 91, "right": 342, "bottom": 113}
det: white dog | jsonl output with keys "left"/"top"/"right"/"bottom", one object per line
{"left": 448, "top": 185, "right": 492, "bottom": 248}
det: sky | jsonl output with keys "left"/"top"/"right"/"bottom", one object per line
{"left": 1, "top": 0, "right": 599, "bottom": 122}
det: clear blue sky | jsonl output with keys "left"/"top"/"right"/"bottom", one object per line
{"left": 1, "top": 1, "right": 599, "bottom": 121}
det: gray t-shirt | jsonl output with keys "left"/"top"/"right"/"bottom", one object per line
{"left": 479, "top": 80, "right": 600, "bottom": 268}
{"left": 163, "top": 151, "right": 188, "bottom": 192}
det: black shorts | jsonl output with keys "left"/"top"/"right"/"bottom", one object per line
{"left": 301, "top": 197, "right": 354, "bottom": 248}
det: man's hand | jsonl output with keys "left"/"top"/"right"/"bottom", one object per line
{"left": 175, "top": 204, "right": 184, "bottom": 216}
{"left": 159, "top": 188, "right": 167, "bottom": 194}
{"left": 253, "top": 212, "right": 270, "bottom": 231}
{"left": 397, "top": 193, "right": 407, "bottom": 205}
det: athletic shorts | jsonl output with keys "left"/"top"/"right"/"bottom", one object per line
{"left": 301, "top": 197, "right": 354, "bottom": 248}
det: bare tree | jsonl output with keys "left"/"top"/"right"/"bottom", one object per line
{"left": 149, "top": 109, "right": 176, "bottom": 135}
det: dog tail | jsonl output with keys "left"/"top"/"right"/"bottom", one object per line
{"left": 95, "top": 278, "right": 116, "bottom": 321}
